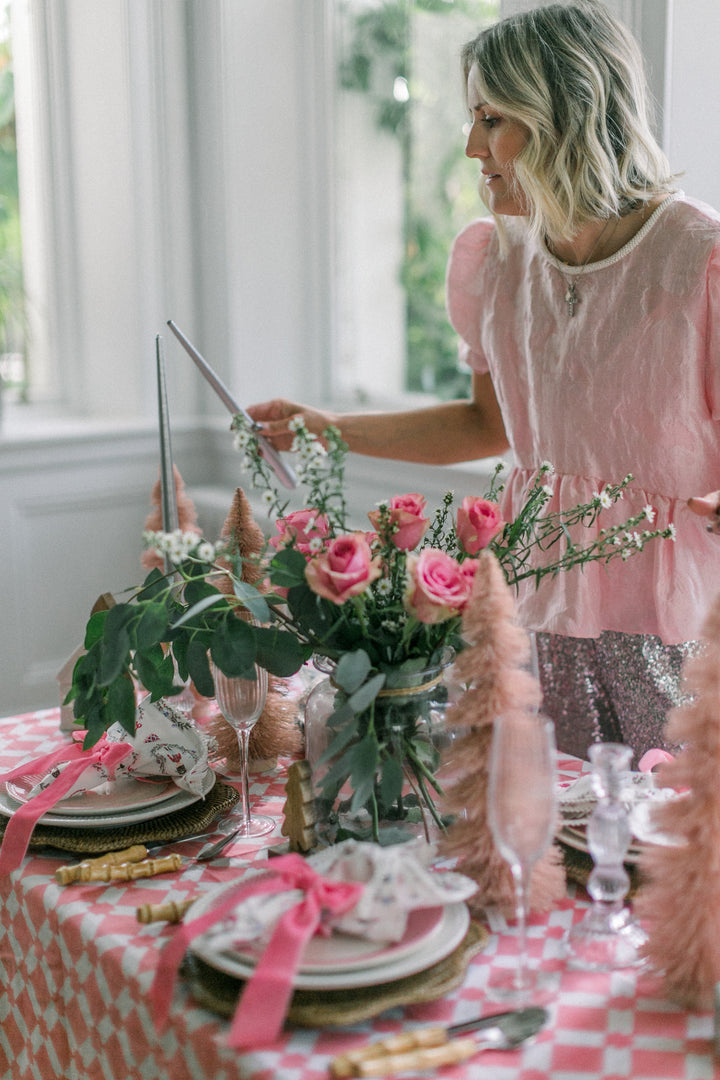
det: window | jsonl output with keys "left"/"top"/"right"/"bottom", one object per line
{"left": 0, "top": 0, "right": 25, "bottom": 404}
{"left": 332, "top": 0, "right": 499, "bottom": 408}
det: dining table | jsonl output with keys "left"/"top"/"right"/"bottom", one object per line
{"left": 0, "top": 706, "right": 716, "bottom": 1080}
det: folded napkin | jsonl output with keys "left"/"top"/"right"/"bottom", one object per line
{"left": 558, "top": 770, "right": 678, "bottom": 823}
{"left": 0, "top": 696, "right": 215, "bottom": 875}
{"left": 151, "top": 841, "right": 478, "bottom": 1049}
{"left": 28, "top": 697, "right": 215, "bottom": 800}
{"left": 202, "top": 838, "right": 477, "bottom": 957}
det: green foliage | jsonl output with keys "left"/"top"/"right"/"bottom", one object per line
{"left": 67, "top": 545, "right": 315, "bottom": 747}
{"left": 403, "top": 210, "right": 472, "bottom": 398}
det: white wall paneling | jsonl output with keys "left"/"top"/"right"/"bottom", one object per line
{"left": 0, "top": 425, "right": 219, "bottom": 716}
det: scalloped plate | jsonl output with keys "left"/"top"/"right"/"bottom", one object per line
{"left": 5, "top": 772, "right": 178, "bottom": 816}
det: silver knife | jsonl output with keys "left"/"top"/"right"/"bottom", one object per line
{"left": 329, "top": 1006, "right": 548, "bottom": 1079}
{"left": 166, "top": 318, "right": 297, "bottom": 489}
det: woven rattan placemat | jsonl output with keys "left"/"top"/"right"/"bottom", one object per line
{"left": 183, "top": 920, "right": 489, "bottom": 1028}
{"left": 1, "top": 779, "right": 240, "bottom": 855}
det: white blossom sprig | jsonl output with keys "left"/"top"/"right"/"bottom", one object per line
{"left": 492, "top": 467, "right": 675, "bottom": 588}
{"left": 231, "top": 412, "right": 349, "bottom": 532}
{"left": 142, "top": 530, "right": 226, "bottom": 567}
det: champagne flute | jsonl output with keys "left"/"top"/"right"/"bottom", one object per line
{"left": 211, "top": 661, "right": 274, "bottom": 839}
{"left": 487, "top": 711, "right": 557, "bottom": 1002}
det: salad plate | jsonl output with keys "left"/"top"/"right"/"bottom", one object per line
{"left": 5, "top": 772, "right": 178, "bottom": 816}
{"left": 0, "top": 776, "right": 213, "bottom": 828}
{"left": 190, "top": 894, "right": 470, "bottom": 991}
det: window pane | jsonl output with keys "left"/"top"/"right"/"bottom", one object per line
{"left": 333, "top": 0, "right": 498, "bottom": 406}
{"left": 0, "top": 0, "right": 26, "bottom": 404}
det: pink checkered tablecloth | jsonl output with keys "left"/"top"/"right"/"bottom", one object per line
{"left": 0, "top": 709, "right": 716, "bottom": 1080}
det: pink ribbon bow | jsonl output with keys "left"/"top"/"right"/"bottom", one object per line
{"left": 150, "top": 853, "right": 364, "bottom": 1048}
{"left": 0, "top": 734, "right": 132, "bottom": 875}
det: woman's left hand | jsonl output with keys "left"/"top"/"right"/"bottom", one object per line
{"left": 688, "top": 492, "right": 720, "bottom": 533}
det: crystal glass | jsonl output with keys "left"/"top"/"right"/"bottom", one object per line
{"left": 211, "top": 662, "right": 274, "bottom": 839}
{"left": 565, "top": 742, "right": 647, "bottom": 969}
{"left": 487, "top": 712, "right": 558, "bottom": 1002}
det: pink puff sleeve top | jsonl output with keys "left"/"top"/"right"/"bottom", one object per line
{"left": 446, "top": 194, "right": 720, "bottom": 644}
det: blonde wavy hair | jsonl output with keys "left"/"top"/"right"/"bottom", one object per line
{"left": 461, "top": 0, "right": 677, "bottom": 245}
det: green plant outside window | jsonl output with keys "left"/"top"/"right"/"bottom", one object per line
{"left": 336, "top": 0, "right": 499, "bottom": 400}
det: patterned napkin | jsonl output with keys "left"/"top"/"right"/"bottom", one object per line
{"left": 26, "top": 696, "right": 215, "bottom": 800}
{"left": 558, "top": 771, "right": 678, "bottom": 823}
{"left": 0, "top": 696, "right": 215, "bottom": 875}
{"left": 202, "top": 838, "right": 478, "bottom": 956}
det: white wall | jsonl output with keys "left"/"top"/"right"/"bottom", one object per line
{"left": 0, "top": 422, "right": 220, "bottom": 715}
{"left": 665, "top": 0, "right": 720, "bottom": 208}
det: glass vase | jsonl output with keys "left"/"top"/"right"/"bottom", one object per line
{"left": 304, "top": 648, "right": 461, "bottom": 845}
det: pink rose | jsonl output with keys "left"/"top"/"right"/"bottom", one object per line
{"left": 269, "top": 509, "right": 330, "bottom": 554}
{"left": 456, "top": 496, "right": 503, "bottom": 554}
{"left": 404, "top": 549, "right": 472, "bottom": 624}
{"left": 367, "top": 493, "right": 430, "bottom": 551}
{"left": 305, "top": 533, "right": 382, "bottom": 605}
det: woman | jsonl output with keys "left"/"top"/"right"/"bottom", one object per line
{"left": 248, "top": 1, "right": 720, "bottom": 762}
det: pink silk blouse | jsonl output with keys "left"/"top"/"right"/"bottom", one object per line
{"left": 446, "top": 194, "right": 720, "bottom": 643}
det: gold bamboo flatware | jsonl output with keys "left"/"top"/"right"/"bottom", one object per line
{"left": 55, "top": 844, "right": 151, "bottom": 884}
{"left": 54, "top": 823, "right": 249, "bottom": 886}
{"left": 328, "top": 1006, "right": 548, "bottom": 1078}
{"left": 77, "top": 853, "right": 183, "bottom": 882}
{"left": 136, "top": 898, "right": 196, "bottom": 924}
{"left": 56, "top": 852, "right": 182, "bottom": 884}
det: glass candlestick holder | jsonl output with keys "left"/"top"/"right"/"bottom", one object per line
{"left": 565, "top": 742, "right": 647, "bottom": 970}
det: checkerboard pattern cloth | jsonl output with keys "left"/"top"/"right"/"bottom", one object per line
{"left": 0, "top": 711, "right": 715, "bottom": 1080}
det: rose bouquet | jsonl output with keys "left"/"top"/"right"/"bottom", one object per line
{"left": 67, "top": 416, "right": 674, "bottom": 842}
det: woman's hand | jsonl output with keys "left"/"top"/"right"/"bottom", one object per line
{"left": 688, "top": 492, "right": 720, "bottom": 534}
{"left": 246, "top": 372, "right": 509, "bottom": 463}
{"left": 246, "top": 398, "right": 337, "bottom": 451}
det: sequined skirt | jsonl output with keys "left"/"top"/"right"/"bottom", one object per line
{"left": 535, "top": 630, "right": 702, "bottom": 766}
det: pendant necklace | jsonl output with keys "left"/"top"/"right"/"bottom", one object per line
{"left": 550, "top": 216, "right": 618, "bottom": 318}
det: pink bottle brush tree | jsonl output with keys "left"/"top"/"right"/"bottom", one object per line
{"left": 440, "top": 550, "right": 564, "bottom": 915}
{"left": 635, "top": 592, "right": 720, "bottom": 1009}
{"left": 141, "top": 465, "right": 201, "bottom": 570}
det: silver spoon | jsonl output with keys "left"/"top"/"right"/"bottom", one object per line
{"left": 195, "top": 825, "right": 246, "bottom": 861}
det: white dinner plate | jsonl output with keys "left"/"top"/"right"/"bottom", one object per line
{"left": 189, "top": 895, "right": 470, "bottom": 991}
{"left": 193, "top": 894, "right": 446, "bottom": 975}
{"left": 0, "top": 774, "right": 213, "bottom": 828}
{"left": 5, "top": 772, "right": 178, "bottom": 816}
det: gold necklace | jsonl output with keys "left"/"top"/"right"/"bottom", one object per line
{"left": 549, "top": 217, "right": 618, "bottom": 318}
